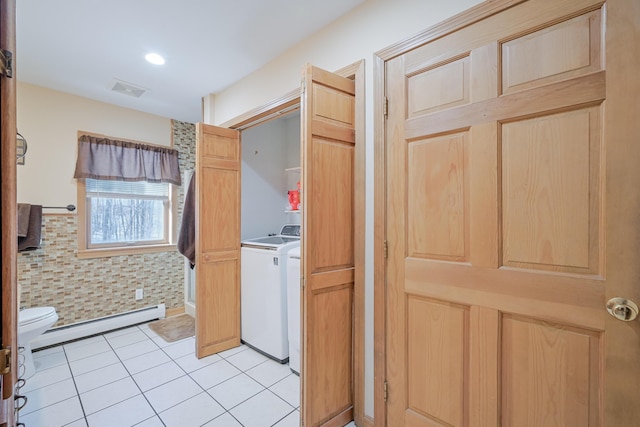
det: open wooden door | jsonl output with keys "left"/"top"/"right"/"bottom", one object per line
{"left": 384, "top": 0, "right": 640, "bottom": 425}
{"left": 195, "top": 123, "right": 242, "bottom": 358}
{"left": 301, "top": 64, "right": 356, "bottom": 427}
{"left": 1, "top": 0, "right": 17, "bottom": 424}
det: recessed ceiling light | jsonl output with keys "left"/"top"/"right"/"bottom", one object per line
{"left": 145, "top": 53, "right": 165, "bottom": 65}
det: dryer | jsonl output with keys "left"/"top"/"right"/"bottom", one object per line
{"left": 241, "top": 224, "right": 300, "bottom": 362}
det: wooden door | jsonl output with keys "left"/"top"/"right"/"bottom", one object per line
{"left": 195, "top": 123, "right": 241, "bottom": 358}
{"left": 301, "top": 64, "right": 356, "bottom": 427}
{"left": 1, "top": 0, "right": 17, "bottom": 424}
{"left": 385, "top": 0, "right": 640, "bottom": 425}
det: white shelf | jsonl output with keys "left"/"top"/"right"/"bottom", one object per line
{"left": 285, "top": 210, "right": 301, "bottom": 214}
{"left": 285, "top": 166, "right": 301, "bottom": 173}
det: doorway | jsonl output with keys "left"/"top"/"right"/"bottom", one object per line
{"left": 197, "top": 60, "right": 365, "bottom": 427}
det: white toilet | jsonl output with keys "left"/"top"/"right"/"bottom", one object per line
{"left": 18, "top": 307, "right": 58, "bottom": 378}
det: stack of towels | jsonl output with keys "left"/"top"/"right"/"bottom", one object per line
{"left": 17, "top": 203, "right": 42, "bottom": 252}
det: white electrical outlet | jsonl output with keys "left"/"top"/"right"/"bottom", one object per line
{"left": 135, "top": 289, "right": 143, "bottom": 300}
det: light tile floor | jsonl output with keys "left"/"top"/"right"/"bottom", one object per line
{"left": 18, "top": 322, "right": 357, "bottom": 427}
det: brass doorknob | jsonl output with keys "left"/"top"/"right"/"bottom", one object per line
{"left": 606, "top": 297, "right": 639, "bottom": 322}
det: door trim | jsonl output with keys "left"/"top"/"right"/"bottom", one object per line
{"left": 220, "top": 59, "right": 366, "bottom": 426}
{"left": 373, "top": 0, "right": 531, "bottom": 425}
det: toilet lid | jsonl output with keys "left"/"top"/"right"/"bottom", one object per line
{"left": 19, "top": 307, "right": 56, "bottom": 326}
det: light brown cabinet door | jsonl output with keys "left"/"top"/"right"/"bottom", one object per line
{"left": 301, "top": 64, "right": 356, "bottom": 427}
{"left": 195, "top": 123, "right": 242, "bottom": 358}
{"left": 385, "top": 0, "right": 640, "bottom": 425}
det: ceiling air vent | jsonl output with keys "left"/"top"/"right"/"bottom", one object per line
{"left": 110, "top": 79, "right": 147, "bottom": 98}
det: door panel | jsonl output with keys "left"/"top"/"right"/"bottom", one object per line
{"left": 302, "top": 64, "right": 356, "bottom": 426}
{"left": 1, "top": 0, "right": 17, "bottom": 424}
{"left": 384, "top": 0, "right": 639, "bottom": 425}
{"left": 195, "top": 124, "right": 241, "bottom": 358}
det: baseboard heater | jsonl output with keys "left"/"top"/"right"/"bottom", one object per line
{"left": 31, "top": 304, "right": 166, "bottom": 350}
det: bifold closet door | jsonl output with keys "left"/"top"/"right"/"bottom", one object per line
{"left": 301, "top": 64, "right": 356, "bottom": 427}
{"left": 195, "top": 123, "right": 241, "bottom": 358}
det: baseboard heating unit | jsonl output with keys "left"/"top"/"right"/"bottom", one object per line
{"left": 30, "top": 304, "right": 166, "bottom": 350}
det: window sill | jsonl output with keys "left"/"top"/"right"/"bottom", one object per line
{"left": 77, "top": 244, "right": 177, "bottom": 259}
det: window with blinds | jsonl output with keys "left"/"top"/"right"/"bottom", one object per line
{"left": 85, "top": 178, "right": 170, "bottom": 248}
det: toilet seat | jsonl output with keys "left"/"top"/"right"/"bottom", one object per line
{"left": 19, "top": 307, "right": 57, "bottom": 326}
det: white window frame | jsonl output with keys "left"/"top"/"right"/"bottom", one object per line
{"left": 77, "top": 178, "right": 177, "bottom": 259}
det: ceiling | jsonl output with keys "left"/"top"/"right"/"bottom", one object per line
{"left": 16, "top": 0, "right": 364, "bottom": 123}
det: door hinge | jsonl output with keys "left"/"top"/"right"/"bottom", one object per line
{"left": 301, "top": 276, "right": 306, "bottom": 289}
{"left": 0, "top": 49, "right": 13, "bottom": 78}
{"left": 383, "top": 240, "right": 388, "bottom": 259}
{"left": 0, "top": 347, "right": 11, "bottom": 375}
{"left": 384, "top": 380, "right": 388, "bottom": 402}
{"left": 383, "top": 96, "right": 388, "bottom": 117}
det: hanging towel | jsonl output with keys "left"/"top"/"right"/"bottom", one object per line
{"left": 18, "top": 204, "right": 43, "bottom": 252}
{"left": 17, "top": 203, "right": 32, "bottom": 237}
{"left": 177, "top": 174, "right": 196, "bottom": 268}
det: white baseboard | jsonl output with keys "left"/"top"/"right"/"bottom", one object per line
{"left": 31, "top": 304, "right": 166, "bottom": 350}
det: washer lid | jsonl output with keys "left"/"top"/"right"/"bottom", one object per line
{"left": 19, "top": 307, "right": 56, "bottom": 325}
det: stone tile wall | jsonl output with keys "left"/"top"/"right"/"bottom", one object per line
{"left": 18, "top": 120, "right": 196, "bottom": 326}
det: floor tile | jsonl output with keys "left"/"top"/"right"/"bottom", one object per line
{"left": 162, "top": 337, "right": 195, "bottom": 359}
{"left": 133, "top": 416, "right": 165, "bottom": 427}
{"left": 69, "top": 350, "right": 119, "bottom": 376}
{"left": 64, "top": 340, "right": 112, "bottom": 362}
{"left": 202, "top": 412, "right": 243, "bottom": 426}
{"left": 114, "top": 339, "right": 159, "bottom": 360}
{"left": 74, "top": 362, "right": 129, "bottom": 393}
{"left": 103, "top": 325, "right": 141, "bottom": 339}
{"left": 229, "top": 390, "right": 295, "bottom": 427}
{"left": 269, "top": 374, "right": 300, "bottom": 408}
{"left": 132, "top": 360, "right": 184, "bottom": 391}
{"left": 20, "top": 396, "right": 84, "bottom": 427}
{"left": 217, "top": 344, "right": 248, "bottom": 358}
{"left": 190, "top": 359, "right": 241, "bottom": 390}
{"left": 273, "top": 409, "right": 300, "bottom": 427}
{"left": 63, "top": 335, "right": 105, "bottom": 350}
{"left": 64, "top": 419, "right": 88, "bottom": 427}
{"left": 105, "top": 329, "right": 150, "bottom": 349}
{"left": 32, "top": 349, "right": 68, "bottom": 371}
{"left": 144, "top": 375, "right": 202, "bottom": 413}
{"left": 80, "top": 377, "right": 140, "bottom": 415}
{"left": 122, "top": 349, "right": 171, "bottom": 375}
{"left": 174, "top": 352, "right": 221, "bottom": 373}
{"left": 21, "top": 363, "right": 72, "bottom": 393}
{"left": 159, "top": 392, "right": 225, "bottom": 427}
{"left": 23, "top": 378, "right": 77, "bottom": 415}
{"left": 225, "top": 348, "right": 270, "bottom": 371}
{"left": 207, "top": 373, "right": 265, "bottom": 410}
{"left": 86, "top": 394, "right": 155, "bottom": 427}
{"left": 245, "top": 359, "right": 292, "bottom": 387}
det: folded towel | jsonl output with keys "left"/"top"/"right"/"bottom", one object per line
{"left": 17, "top": 203, "right": 31, "bottom": 237}
{"left": 18, "top": 204, "right": 43, "bottom": 252}
{"left": 177, "top": 174, "right": 196, "bottom": 268}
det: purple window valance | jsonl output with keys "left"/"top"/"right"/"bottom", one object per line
{"left": 73, "top": 135, "right": 181, "bottom": 185}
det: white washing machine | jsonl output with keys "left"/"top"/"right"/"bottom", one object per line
{"left": 241, "top": 224, "right": 300, "bottom": 362}
{"left": 286, "top": 246, "right": 301, "bottom": 374}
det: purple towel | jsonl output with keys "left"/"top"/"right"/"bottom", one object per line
{"left": 177, "top": 174, "right": 195, "bottom": 268}
{"left": 18, "top": 204, "right": 42, "bottom": 252}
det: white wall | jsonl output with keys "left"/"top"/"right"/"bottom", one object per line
{"left": 241, "top": 111, "right": 301, "bottom": 240}
{"left": 17, "top": 82, "right": 172, "bottom": 207}
{"left": 204, "top": 0, "right": 483, "bottom": 418}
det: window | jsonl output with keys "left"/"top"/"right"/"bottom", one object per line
{"left": 85, "top": 179, "right": 170, "bottom": 248}
{"left": 73, "top": 133, "right": 181, "bottom": 258}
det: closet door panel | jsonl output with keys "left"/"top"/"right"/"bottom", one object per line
{"left": 195, "top": 123, "right": 241, "bottom": 358}
{"left": 301, "top": 64, "right": 356, "bottom": 427}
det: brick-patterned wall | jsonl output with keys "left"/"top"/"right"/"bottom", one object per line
{"left": 18, "top": 120, "right": 196, "bottom": 326}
